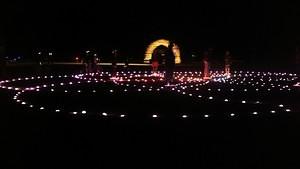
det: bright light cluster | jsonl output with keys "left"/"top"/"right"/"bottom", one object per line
{"left": 0, "top": 70, "right": 298, "bottom": 119}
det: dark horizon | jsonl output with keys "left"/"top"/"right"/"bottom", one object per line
{"left": 2, "top": 1, "right": 300, "bottom": 65}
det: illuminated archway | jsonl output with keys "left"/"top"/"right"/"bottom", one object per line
{"left": 144, "top": 39, "right": 181, "bottom": 64}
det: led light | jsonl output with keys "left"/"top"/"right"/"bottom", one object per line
{"left": 102, "top": 112, "right": 108, "bottom": 116}
{"left": 252, "top": 112, "right": 258, "bottom": 115}
{"left": 182, "top": 115, "right": 188, "bottom": 118}
{"left": 285, "top": 109, "right": 291, "bottom": 112}
{"left": 120, "top": 114, "right": 126, "bottom": 118}
{"left": 81, "top": 110, "right": 87, "bottom": 114}
{"left": 204, "top": 114, "right": 209, "bottom": 118}
{"left": 55, "top": 109, "right": 60, "bottom": 112}
{"left": 270, "top": 110, "right": 276, "bottom": 113}
{"left": 230, "top": 113, "right": 235, "bottom": 117}
{"left": 40, "top": 107, "right": 44, "bottom": 110}
{"left": 152, "top": 114, "right": 158, "bottom": 118}
{"left": 279, "top": 104, "right": 284, "bottom": 107}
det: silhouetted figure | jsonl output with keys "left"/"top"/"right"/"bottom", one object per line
{"left": 112, "top": 49, "right": 118, "bottom": 76}
{"left": 165, "top": 42, "right": 175, "bottom": 83}
{"left": 83, "top": 50, "right": 94, "bottom": 73}
{"left": 224, "top": 50, "right": 232, "bottom": 77}
{"left": 202, "top": 51, "right": 210, "bottom": 80}
{"left": 151, "top": 53, "right": 159, "bottom": 73}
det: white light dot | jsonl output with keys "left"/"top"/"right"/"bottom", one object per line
{"left": 120, "top": 114, "right": 125, "bottom": 117}
{"left": 270, "top": 110, "right": 276, "bottom": 113}
{"left": 29, "top": 105, "right": 33, "bottom": 108}
{"left": 279, "top": 104, "right": 284, "bottom": 108}
{"left": 208, "top": 96, "right": 213, "bottom": 100}
{"left": 152, "top": 114, "right": 158, "bottom": 118}
{"left": 252, "top": 112, "right": 258, "bottom": 115}
{"left": 204, "top": 114, "right": 209, "bottom": 118}
{"left": 224, "top": 99, "right": 229, "bottom": 102}
{"left": 40, "top": 107, "right": 44, "bottom": 110}
{"left": 242, "top": 100, "right": 246, "bottom": 104}
{"left": 102, "top": 112, "right": 108, "bottom": 116}
{"left": 55, "top": 109, "right": 60, "bottom": 112}
{"left": 21, "top": 102, "right": 26, "bottom": 105}
{"left": 182, "top": 115, "right": 188, "bottom": 118}
{"left": 110, "top": 90, "right": 113, "bottom": 93}
{"left": 285, "top": 109, "right": 291, "bottom": 112}
{"left": 81, "top": 110, "right": 87, "bottom": 114}
{"left": 230, "top": 113, "right": 235, "bottom": 117}
{"left": 72, "top": 111, "right": 77, "bottom": 115}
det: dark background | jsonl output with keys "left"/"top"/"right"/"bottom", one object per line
{"left": 2, "top": 1, "right": 300, "bottom": 67}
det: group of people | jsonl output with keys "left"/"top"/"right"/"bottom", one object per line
{"left": 151, "top": 42, "right": 176, "bottom": 84}
{"left": 151, "top": 45, "right": 232, "bottom": 83}
{"left": 82, "top": 50, "right": 99, "bottom": 73}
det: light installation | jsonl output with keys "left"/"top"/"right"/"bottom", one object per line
{"left": 144, "top": 39, "right": 181, "bottom": 64}
{"left": 0, "top": 70, "right": 298, "bottom": 119}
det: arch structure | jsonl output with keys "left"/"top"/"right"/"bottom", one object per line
{"left": 144, "top": 39, "right": 181, "bottom": 64}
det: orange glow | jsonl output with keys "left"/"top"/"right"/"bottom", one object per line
{"left": 144, "top": 39, "right": 181, "bottom": 64}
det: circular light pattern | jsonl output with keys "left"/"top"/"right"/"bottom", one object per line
{"left": 0, "top": 70, "right": 298, "bottom": 120}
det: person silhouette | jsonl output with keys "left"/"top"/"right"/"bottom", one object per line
{"left": 165, "top": 42, "right": 175, "bottom": 83}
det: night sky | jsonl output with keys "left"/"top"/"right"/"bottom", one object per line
{"left": 2, "top": 1, "right": 300, "bottom": 65}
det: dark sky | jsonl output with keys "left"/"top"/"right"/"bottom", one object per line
{"left": 2, "top": 1, "right": 300, "bottom": 64}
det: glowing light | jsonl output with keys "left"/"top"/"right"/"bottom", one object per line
{"left": 120, "top": 114, "right": 126, "bottom": 117}
{"left": 242, "top": 101, "right": 246, "bottom": 104}
{"left": 230, "top": 113, "right": 235, "bottom": 117}
{"left": 182, "top": 115, "right": 188, "bottom": 118}
{"left": 285, "top": 109, "right": 291, "bottom": 112}
{"left": 152, "top": 114, "right": 158, "bottom": 118}
{"left": 204, "top": 114, "right": 209, "bottom": 118}
{"left": 81, "top": 110, "right": 87, "bottom": 114}
{"left": 40, "top": 107, "right": 44, "bottom": 110}
{"left": 252, "top": 112, "right": 258, "bottom": 115}
{"left": 144, "top": 39, "right": 181, "bottom": 64}
{"left": 55, "top": 109, "right": 60, "bottom": 112}
{"left": 270, "top": 110, "right": 276, "bottom": 113}
{"left": 279, "top": 104, "right": 284, "bottom": 107}
{"left": 102, "top": 112, "right": 108, "bottom": 116}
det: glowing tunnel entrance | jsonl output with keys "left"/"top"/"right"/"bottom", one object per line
{"left": 144, "top": 39, "right": 181, "bottom": 64}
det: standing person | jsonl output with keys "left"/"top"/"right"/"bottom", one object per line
{"left": 202, "top": 51, "right": 210, "bottom": 80}
{"left": 224, "top": 50, "right": 232, "bottom": 77}
{"left": 111, "top": 49, "right": 118, "bottom": 77}
{"left": 151, "top": 53, "right": 159, "bottom": 74}
{"left": 165, "top": 42, "right": 175, "bottom": 84}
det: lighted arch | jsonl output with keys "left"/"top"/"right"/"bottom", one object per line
{"left": 144, "top": 39, "right": 181, "bottom": 64}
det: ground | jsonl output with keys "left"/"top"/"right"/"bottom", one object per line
{"left": 2, "top": 67, "right": 300, "bottom": 169}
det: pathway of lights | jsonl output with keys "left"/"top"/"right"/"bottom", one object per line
{"left": 0, "top": 70, "right": 299, "bottom": 119}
